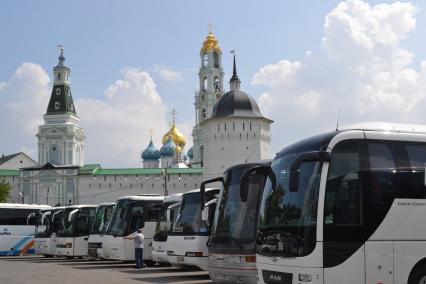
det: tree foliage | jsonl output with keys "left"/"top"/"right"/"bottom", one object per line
{"left": 0, "top": 179, "right": 11, "bottom": 202}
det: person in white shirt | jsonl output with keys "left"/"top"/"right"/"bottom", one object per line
{"left": 125, "top": 228, "right": 145, "bottom": 269}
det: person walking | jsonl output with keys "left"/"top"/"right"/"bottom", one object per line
{"left": 125, "top": 228, "right": 145, "bottom": 269}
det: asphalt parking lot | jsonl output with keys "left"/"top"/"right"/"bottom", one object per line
{"left": 0, "top": 255, "right": 211, "bottom": 284}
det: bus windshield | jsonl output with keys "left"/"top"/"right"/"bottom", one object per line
{"left": 62, "top": 207, "right": 95, "bottom": 237}
{"left": 91, "top": 205, "right": 114, "bottom": 235}
{"left": 258, "top": 136, "right": 329, "bottom": 257}
{"left": 153, "top": 202, "right": 174, "bottom": 242}
{"left": 35, "top": 211, "right": 51, "bottom": 238}
{"left": 106, "top": 199, "right": 162, "bottom": 237}
{"left": 172, "top": 191, "right": 216, "bottom": 235}
{"left": 210, "top": 167, "right": 266, "bottom": 250}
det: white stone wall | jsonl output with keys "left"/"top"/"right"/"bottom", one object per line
{"left": 0, "top": 153, "right": 37, "bottom": 170}
{"left": 202, "top": 117, "right": 272, "bottom": 179}
{"left": 77, "top": 173, "right": 203, "bottom": 205}
{"left": 2, "top": 176, "right": 20, "bottom": 203}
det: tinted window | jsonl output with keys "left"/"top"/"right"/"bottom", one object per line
{"left": 0, "top": 208, "right": 38, "bottom": 225}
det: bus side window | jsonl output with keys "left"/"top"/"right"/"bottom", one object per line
{"left": 399, "top": 143, "right": 426, "bottom": 199}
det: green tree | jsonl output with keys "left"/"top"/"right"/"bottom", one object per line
{"left": 0, "top": 179, "right": 11, "bottom": 202}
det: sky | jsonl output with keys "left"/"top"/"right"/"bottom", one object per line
{"left": 1, "top": 0, "right": 426, "bottom": 167}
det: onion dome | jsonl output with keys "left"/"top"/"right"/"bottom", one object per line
{"left": 162, "top": 122, "right": 186, "bottom": 152}
{"left": 160, "top": 136, "right": 176, "bottom": 157}
{"left": 187, "top": 146, "right": 194, "bottom": 160}
{"left": 141, "top": 140, "right": 160, "bottom": 161}
{"left": 201, "top": 31, "right": 221, "bottom": 52}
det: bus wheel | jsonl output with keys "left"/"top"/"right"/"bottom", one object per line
{"left": 408, "top": 263, "right": 426, "bottom": 284}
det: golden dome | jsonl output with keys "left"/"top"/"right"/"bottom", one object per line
{"left": 162, "top": 122, "right": 186, "bottom": 150}
{"left": 201, "top": 31, "right": 221, "bottom": 52}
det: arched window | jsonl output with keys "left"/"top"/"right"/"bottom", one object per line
{"left": 213, "top": 52, "right": 219, "bottom": 68}
{"left": 201, "top": 108, "right": 206, "bottom": 120}
{"left": 200, "top": 146, "right": 204, "bottom": 163}
{"left": 203, "top": 54, "right": 208, "bottom": 68}
{"left": 243, "top": 122, "right": 245, "bottom": 131}
{"left": 214, "top": 77, "right": 220, "bottom": 91}
{"left": 49, "top": 144, "right": 59, "bottom": 164}
{"left": 57, "top": 73, "right": 61, "bottom": 80}
{"left": 203, "top": 77, "right": 208, "bottom": 90}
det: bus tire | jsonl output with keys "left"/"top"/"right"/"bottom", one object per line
{"left": 408, "top": 262, "right": 426, "bottom": 284}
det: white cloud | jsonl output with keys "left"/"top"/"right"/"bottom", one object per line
{"left": 77, "top": 68, "right": 169, "bottom": 167}
{"left": 0, "top": 63, "right": 50, "bottom": 160}
{"left": 0, "top": 64, "right": 190, "bottom": 167}
{"left": 154, "top": 65, "right": 184, "bottom": 82}
{"left": 252, "top": 0, "right": 426, "bottom": 149}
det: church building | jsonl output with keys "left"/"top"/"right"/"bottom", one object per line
{"left": 2, "top": 29, "right": 272, "bottom": 205}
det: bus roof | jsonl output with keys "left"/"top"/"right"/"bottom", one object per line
{"left": 96, "top": 202, "right": 115, "bottom": 207}
{"left": 163, "top": 193, "right": 183, "bottom": 203}
{"left": 340, "top": 122, "right": 426, "bottom": 134}
{"left": 0, "top": 203, "right": 51, "bottom": 209}
{"left": 185, "top": 188, "right": 219, "bottom": 195}
{"left": 116, "top": 195, "right": 164, "bottom": 201}
{"left": 65, "top": 205, "right": 96, "bottom": 209}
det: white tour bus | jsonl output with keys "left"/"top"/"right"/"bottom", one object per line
{"left": 201, "top": 161, "right": 270, "bottom": 284}
{"left": 242, "top": 122, "right": 426, "bottom": 284}
{"left": 87, "top": 202, "right": 115, "bottom": 259}
{"left": 167, "top": 188, "right": 219, "bottom": 270}
{"left": 152, "top": 194, "right": 183, "bottom": 264}
{"left": 0, "top": 203, "right": 50, "bottom": 256}
{"left": 56, "top": 205, "right": 96, "bottom": 258}
{"left": 102, "top": 195, "right": 164, "bottom": 262}
{"left": 33, "top": 206, "right": 65, "bottom": 256}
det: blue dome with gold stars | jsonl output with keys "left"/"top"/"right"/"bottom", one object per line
{"left": 142, "top": 140, "right": 161, "bottom": 161}
{"left": 160, "top": 136, "right": 176, "bottom": 157}
{"left": 187, "top": 146, "right": 193, "bottom": 160}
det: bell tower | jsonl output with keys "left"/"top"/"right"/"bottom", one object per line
{"left": 192, "top": 27, "right": 224, "bottom": 165}
{"left": 37, "top": 46, "right": 86, "bottom": 166}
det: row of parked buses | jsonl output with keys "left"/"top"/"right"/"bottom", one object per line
{"left": 2, "top": 122, "right": 426, "bottom": 283}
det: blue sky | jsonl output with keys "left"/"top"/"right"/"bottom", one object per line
{"left": 1, "top": 0, "right": 426, "bottom": 166}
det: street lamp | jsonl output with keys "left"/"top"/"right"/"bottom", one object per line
{"left": 161, "top": 169, "right": 168, "bottom": 196}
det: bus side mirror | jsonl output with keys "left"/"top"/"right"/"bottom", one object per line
{"left": 240, "top": 165, "right": 275, "bottom": 202}
{"left": 289, "top": 151, "right": 330, "bottom": 192}
{"left": 27, "top": 213, "right": 37, "bottom": 225}
{"left": 201, "top": 208, "right": 209, "bottom": 222}
{"left": 200, "top": 177, "right": 224, "bottom": 211}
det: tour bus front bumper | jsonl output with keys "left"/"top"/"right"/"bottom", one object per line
{"left": 208, "top": 253, "right": 257, "bottom": 284}
{"left": 152, "top": 241, "right": 168, "bottom": 264}
{"left": 257, "top": 262, "right": 323, "bottom": 284}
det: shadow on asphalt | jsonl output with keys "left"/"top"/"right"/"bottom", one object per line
{"left": 132, "top": 274, "right": 211, "bottom": 283}
{"left": 72, "top": 264, "right": 136, "bottom": 270}
{"left": 119, "top": 268, "right": 187, "bottom": 274}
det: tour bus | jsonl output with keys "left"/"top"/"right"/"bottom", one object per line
{"left": 33, "top": 206, "right": 65, "bottom": 256}
{"left": 0, "top": 203, "right": 50, "bottom": 255}
{"left": 87, "top": 202, "right": 115, "bottom": 259}
{"left": 167, "top": 188, "right": 219, "bottom": 270}
{"left": 240, "top": 122, "right": 426, "bottom": 284}
{"left": 201, "top": 161, "right": 270, "bottom": 284}
{"left": 56, "top": 205, "right": 96, "bottom": 258}
{"left": 152, "top": 194, "right": 183, "bottom": 264}
{"left": 102, "top": 195, "right": 164, "bottom": 262}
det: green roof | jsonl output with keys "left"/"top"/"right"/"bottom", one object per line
{"left": 165, "top": 168, "right": 203, "bottom": 174}
{"left": 90, "top": 167, "right": 203, "bottom": 176}
{"left": 0, "top": 169, "right": 20, "bottom": 177}
{"left": 79, "top": 164, "right": 101, "bottom": 175}
{"left": 93, "top": 168, "right": 163, "bottom": 175}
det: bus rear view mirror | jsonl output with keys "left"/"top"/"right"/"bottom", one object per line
{"left": 27, "top": 213, "right": 37, "bottom": 226}
{"left": 289, "top": 151, "right": 331, "bottom": 192}
{"left": 240, "top": 165, "right": 276, "bottom": 202}
{"left": 200, "top": 177, "right": 224, "bottom": 210}
{"left": 201, "top": 207, "right": 209, "bottom": 222}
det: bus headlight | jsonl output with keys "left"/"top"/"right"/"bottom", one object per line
{"left": 65, "top": 243, "right": 72, "bottom": 248}
{"left": 298, "top": 274, "right": 312, "bottom": 282}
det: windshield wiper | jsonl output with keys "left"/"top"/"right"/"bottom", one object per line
{"left": 258, "top": 228, "right": 307, "bottom": 256}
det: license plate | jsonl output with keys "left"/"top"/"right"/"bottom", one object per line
{"left": 262, "top": 270, "right": 292, "bottom": 284}
{"left": 177, "top": 256, "right": 184, "bottom": 261}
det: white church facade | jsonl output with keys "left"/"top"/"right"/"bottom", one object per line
{"left": 1, "top": 30, "right": 272, "bottom": 205}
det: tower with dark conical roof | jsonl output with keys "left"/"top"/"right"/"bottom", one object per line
{"left": 37, "top": 46, "right": 86, "bottom": 166}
